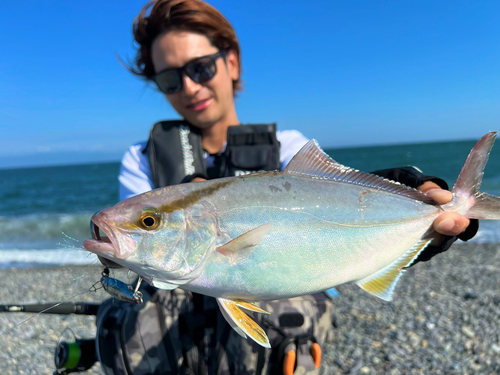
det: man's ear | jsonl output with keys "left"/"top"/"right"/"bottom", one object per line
{"left": 225, "top": 49, "right": 239, "bottom": 81}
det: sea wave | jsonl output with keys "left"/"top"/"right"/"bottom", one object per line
{"left": 0, "top": 212, "right": 93, "bottom": 250}
{"left": 468, "top": 221, "right": 500, "bottom": 244}
{"left": 0, "top": 249, "right": 100, "bottom": 269}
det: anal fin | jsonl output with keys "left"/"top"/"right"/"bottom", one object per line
{"left": 356, "top": 239, "right": 432, "bottom": 301}
{"left": 217, "top": 298, "right": 271, "bottom": 348}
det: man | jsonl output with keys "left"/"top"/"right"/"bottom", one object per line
{"left": 116, "top": 0, "right": 477, "bottom": 373}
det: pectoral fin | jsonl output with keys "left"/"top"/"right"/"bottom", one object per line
{"left": 356, "top": 239, "right": 432, "bottom": 301}
{"left": 217, "top": 223, "right": 273, "bottom": 264}
{"left": 217, "top": 298, "right": 271, "bottom": 348}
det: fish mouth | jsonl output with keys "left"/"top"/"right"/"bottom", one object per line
{"left": 83, "top": 212, "right": 123, "bottom": 266}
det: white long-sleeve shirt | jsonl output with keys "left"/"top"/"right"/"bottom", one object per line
{"left": 119, "top": 129, "right": 309, "bottom": 201}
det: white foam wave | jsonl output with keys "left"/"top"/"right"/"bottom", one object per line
{"left": 0, "top": 249, "right": 100, "bottom": 269}
{"left": 0, "top": 212, "right": 93, "bottom": 250}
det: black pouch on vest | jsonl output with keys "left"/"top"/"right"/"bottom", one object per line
{"left": 214, "top": 124, "right": 281, "bottom": 177}
{"left": 145, "top": 120, "right": 207, "bottom": 187}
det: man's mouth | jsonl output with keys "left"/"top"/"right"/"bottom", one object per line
{"left": 187, "top": 98, "right": 212, "bottom": 112}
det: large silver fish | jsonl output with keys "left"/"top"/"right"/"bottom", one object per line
{"left": 84, "top": 132, "right": 500, "bottom": 347}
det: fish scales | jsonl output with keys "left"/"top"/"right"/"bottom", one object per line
{"left": 84, "top": 133, "right": 500, "bottom": 347}
{"left": 184, "top": 173, "right": 439, "bottom": 300}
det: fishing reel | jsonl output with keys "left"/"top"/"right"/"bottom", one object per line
{"left": 1, "top": 266, "right": 144, "bottom": 374}
{"left": 53, "top": 334, "right": 97, "bottom": 375}
{"left": 51, "top": 270, "right": 145, "bottom": 374}
{"left": 52, "top": 270, "right": 144, "bottom": 374}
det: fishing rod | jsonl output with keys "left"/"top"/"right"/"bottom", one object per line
{"left": 0, "top": 302, "right": 99, "bottom": 315}
{"left": 0, "top": 268, "right": 141, "bottom": 316}
{"left": 0, "top": 301, "right": 101, "bottom": 374}
{"left": 0, "top": 269, "right": 144, "bottom": 374}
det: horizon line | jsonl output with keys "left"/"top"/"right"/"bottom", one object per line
{"left": 0, "top": 136, "right": 482, "bottom": 171}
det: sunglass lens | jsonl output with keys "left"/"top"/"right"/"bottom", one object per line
{"left": 155, "top": 69, "right": 182, "bottom": 94}
{"left": 186, "top": 57, "right": 217, "bottom": 84}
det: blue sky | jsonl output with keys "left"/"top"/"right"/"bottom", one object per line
{"left": 1, "top": 0, "right": 499, "bottom": 168}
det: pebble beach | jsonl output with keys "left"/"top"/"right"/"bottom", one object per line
{"left": 1, "top": 241, "right": 499, "bottom": 374}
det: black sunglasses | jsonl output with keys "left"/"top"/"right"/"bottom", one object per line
{"left": 152, "top": 50, "right": 227, "bottom": 94}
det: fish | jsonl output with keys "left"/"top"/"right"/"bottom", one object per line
{"left": 83, "top": 132, "right": 500, "bottom": 348}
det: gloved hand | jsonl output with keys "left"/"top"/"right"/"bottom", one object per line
{"left": 371, "top": 166, "right": 478, "bottom": 265}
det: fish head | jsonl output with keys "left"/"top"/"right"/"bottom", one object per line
{"left": 83, "top": 188, "right": 218, "bottom": 282}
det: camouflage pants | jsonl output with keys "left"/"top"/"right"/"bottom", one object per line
{"left": 97, "top": 287, "right": 335, "bottom": 375}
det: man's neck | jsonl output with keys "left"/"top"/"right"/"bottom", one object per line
{"left": 201, "top": 113, "right": 239, "bottom": 154}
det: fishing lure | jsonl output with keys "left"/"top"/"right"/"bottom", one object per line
{"left": 101, "top": 268, "right": 143, "bottom": 305}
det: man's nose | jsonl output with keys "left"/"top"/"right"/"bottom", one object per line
{"left": 182, "top": 74, "right": 202, "bottom": 96}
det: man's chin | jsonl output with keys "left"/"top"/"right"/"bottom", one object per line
{"left": 183, "top": 110, "right": 221, "bottom": 129}
{"left": 188, "top": 117, "right": 212, "bottom": 128}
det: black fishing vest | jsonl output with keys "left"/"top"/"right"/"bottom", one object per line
{"left": 144, "top": 120, "right": 281, "bottom": 188}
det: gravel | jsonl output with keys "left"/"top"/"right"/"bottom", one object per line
{"left": 323, "top": 242, "right": 500, "bottom": 374}
{"left": 1, "top": 242, "right": 499, "bottom": 374}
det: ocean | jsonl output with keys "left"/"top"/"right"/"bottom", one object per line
{"left": 1, "top": 138, "right": 500, "bottom": 268}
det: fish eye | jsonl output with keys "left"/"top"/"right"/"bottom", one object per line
{"left": 143, "top": 217, "right": 155, "bottom": 226}
{"left": 138, "top": 210, "right": 161, "bottom": 230}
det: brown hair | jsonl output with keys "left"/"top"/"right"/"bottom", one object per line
{"left": 131, "top": 0, "right": 242, "bottom": 94}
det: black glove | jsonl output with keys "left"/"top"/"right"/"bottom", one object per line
{"left": 371, "top": 166, "right": 478, "bottom": 266}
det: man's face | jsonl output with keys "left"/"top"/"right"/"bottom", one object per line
{"left": 151, "top": 30, "right": 239, "bottom": 129}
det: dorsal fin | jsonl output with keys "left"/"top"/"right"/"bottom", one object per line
{"left": 284, "top": 140, "right": 437, "bottom": 204}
